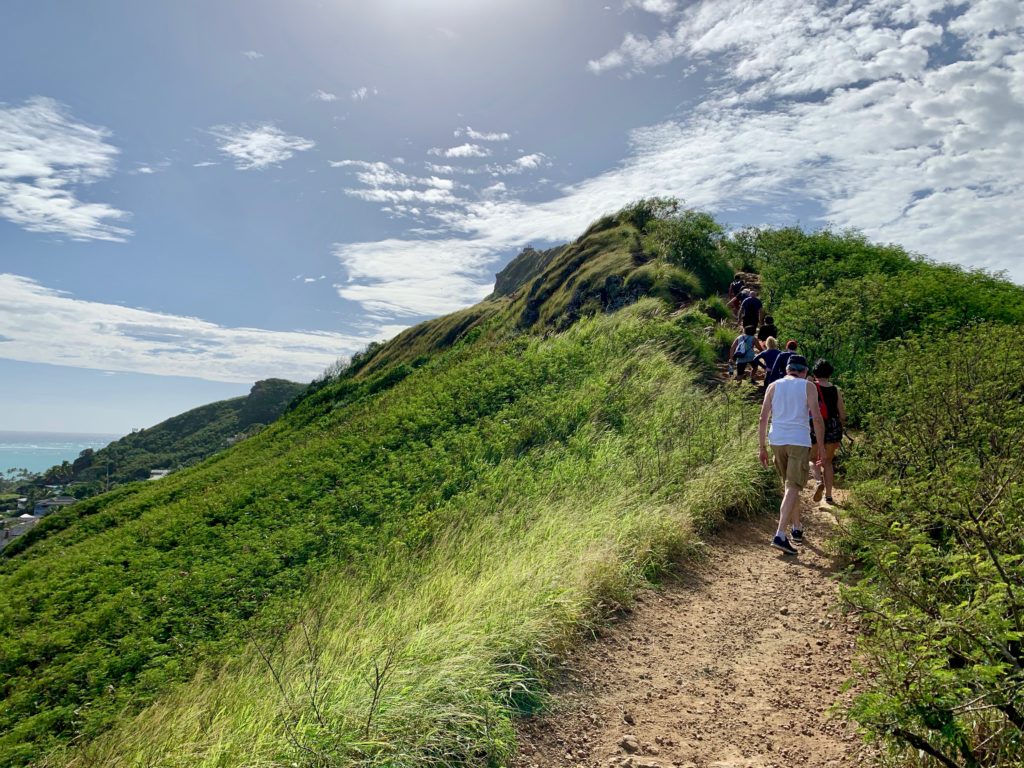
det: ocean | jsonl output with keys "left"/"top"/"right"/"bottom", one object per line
{"left": 0, "top": 431, "right": 121, "bottom": 475}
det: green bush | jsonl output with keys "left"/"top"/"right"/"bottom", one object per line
{"left": 753, "top": 227, "right": 915, "bottom": 307}
{"left": 771, "top": 262, "right": 1024, "bottom": 385}
{"left": 625, "top": 262, "right": 702, "bottom": 305}
{"left": 642, "top": 210, "right": 731, "bottom": 295}
{"left": 616, "top": 197, "right": 679, "bottom": 231}
{"left": 698, "top": 296, "right": 730, "bottom": 321}
{"left": 839, "top": 325, "right": 1024, "bottom": 767}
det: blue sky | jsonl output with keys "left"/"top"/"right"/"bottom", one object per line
{"left": 2, "top": 0, "right": 1022, "bottom": 432}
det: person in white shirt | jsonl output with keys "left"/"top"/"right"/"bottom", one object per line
{"left": 757, "top": 355, "right": 825, "bottom": 555}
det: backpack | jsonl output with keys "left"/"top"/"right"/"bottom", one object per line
{"left": 734, "top": 335, "right": 749, "bottom": 359}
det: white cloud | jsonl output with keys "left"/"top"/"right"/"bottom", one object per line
{"left": 351, "top": 86, "right": 378, "bottom": 101}
{"left": 428, "top": 143, "right": 491, "bottom": 158}
{"left": 0, "top": 274, "right": 393, "bottom": 382}
{"left": 0, "top": 97, "right": 131, "bottom": 241}
{"left": 313, "top": 89, "right": 338, "bottom": 102}
{"left": 455, "top": 126, "right": 511, "bottom": 141}
{"left": 332, "top": 159, "right": 456, "bottom": 193}
{"left": 242, "top": 50, "right": 264, "bottom": 59}
{"left": 210, "top": 123, "right": 315, "bottom": 170}
{"left": 625, "top": 0, "right": 679, "bottom": 18}
{"left": 514, "top": 153, "right": 547, "bottom": 170}
{"left": 334, "top": 239, "right": 495, "bottom": 316}
{"left": 424, "top": 176, "right": 455, "bottom": 190}
{"left": 345, "top": 187, "right": 459, "bottom": 205}
{"left": 332, "top": 159, "right": 462, "bottom": 216}
{"left": 193, "top": 161, "right": 218, "bottom": 168}
{"left": 131, "top": 159, "right": 170, "bottom": 176}
{"left": 485, "top": 153, "right": 552, "bottom": 176}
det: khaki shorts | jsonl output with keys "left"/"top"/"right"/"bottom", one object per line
{"left": 772, "top": 444, "right": 810, "bottom": 490}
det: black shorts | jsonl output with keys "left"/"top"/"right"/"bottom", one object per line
{"left": 811, "top": 416, "right": 844, "bottom": 445}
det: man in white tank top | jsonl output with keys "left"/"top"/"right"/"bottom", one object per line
{"left": 757, "top": 354, "right": 825, "bottom": 555}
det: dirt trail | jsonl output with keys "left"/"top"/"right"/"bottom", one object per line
{"left": 513, "top": 491, "right": 869, "bottom": 768}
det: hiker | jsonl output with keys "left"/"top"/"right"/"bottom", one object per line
{"left": 808, "top": 359, "right": 846, "bottom": 505}
{"left": 739, "top": 289, "right": 763, "bottom": 330}
{"left": 765, "top": 339, "right": 799, "bottom": 387}
{"left": 758, "top": 354, "right": 826, "bottom": 555}
{"left": 727, "top": 273, "right": 745, "bottom": 315}
{"left": 757, "top": 315, "right": 778, "bottom": 344}
{"left": 729, "top": 325, "right": 760, "bottom": 381}
{"left": 751, "top": 336, "right": 781, "bottom": 384}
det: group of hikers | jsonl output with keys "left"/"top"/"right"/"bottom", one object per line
{"left": 727, "top": 274, "right": 847, "bottom": 556}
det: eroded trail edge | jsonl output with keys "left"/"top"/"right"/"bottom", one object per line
{"left": 513, "top": 492, "right": 869, "bottom": 768}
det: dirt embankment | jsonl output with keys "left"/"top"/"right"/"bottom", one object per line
{"left": 513, "top": 493, "right": 870, "bottom": 768}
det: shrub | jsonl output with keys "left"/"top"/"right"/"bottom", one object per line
{"left": 753, "top": 227, "right": 915, "bottom": 307}
{"left": 771, "top": 262, "right": 1024, "bottom": 385}
{"left": 840, "top": 324, "right": 1024, "bottom": 767}
{"left": 711, "top": 324, "right": 736, "bottom": 358}
{"left": 642, "top": 211, "right": 731, "bottom": 295}
{"left": 616, "top": 197, "right": 679, "bottom": 231}
{"left": 625, "top": 262, "right": 702, "bottom": 305}
{"left": 698, "top": 296, "right": 730, "bottom": 322}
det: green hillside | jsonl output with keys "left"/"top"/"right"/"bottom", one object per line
{"left": 35, "top": 378, "right": 305, "bottom": 496}
{"left": 2, "top": 200, "right": 1023, "bottom": 767}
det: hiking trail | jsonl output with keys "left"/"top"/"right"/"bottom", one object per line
{"left": 512, "top": 490, "right": 870, "bottom": 768}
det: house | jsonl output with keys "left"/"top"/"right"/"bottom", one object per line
{"left": 148, "top": 469, "right": 172, "bottom": 480}
{"left": 0, "top": 515, "right": 39, "bottom": 551}
{"left": 33, "top": 496, "right": 77, "bottom": 516}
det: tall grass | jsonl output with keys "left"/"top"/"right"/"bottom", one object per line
{"left": 44, "top": 303, "right": 771, "bottom": 767}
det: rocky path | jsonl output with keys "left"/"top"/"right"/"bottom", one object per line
{"left": 513, "top": 491, "right": 869, "bottom": 768}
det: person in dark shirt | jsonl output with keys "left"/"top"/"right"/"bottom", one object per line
{"left": 752, "top": 336, "right": 781, "bottom": 384}
{"left": 739, "top": 290, "right": 763, "bottom": 329}
{"left": 727, "top": 274, "right": 745, "bottom": 316}
{"left": 808, "top": 358, "right": 847, "bottom": 506}
{"left": 766, "top": 339, "right": 799, "bottom": 386}
{"left": 757, "top": 315, "right": 778, "bottom": 343}
{"left": 728, "top": 274, "right": 745, "bottom": 300}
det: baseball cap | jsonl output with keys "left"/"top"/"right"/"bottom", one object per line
{"left": 786, "top": 354, "right": 809, "bottom": 371}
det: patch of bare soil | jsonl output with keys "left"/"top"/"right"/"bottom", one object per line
{"left": 512, "top": 491, "right": 870, "bottom": 768}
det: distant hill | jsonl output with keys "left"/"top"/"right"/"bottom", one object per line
{"left": 38, "top": 378, "right": 305, "bottom": 495}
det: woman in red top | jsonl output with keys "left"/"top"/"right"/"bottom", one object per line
{"left": 809, "top": 359, "right": 847, "bottom": 504}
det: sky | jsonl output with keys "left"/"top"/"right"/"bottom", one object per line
{"left": 1, "top": 0, "right": 1022, "bottom": 433}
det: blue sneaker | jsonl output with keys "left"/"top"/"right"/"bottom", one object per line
{"left": 771, "top": 535, "right": 798, "bottom": 555}
{"left": 791, "top": 528, "right": 804, "bottom": 544}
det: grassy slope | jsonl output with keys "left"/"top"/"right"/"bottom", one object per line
{"left": 1, "top": 217, "right": 759, "bottom": 766}
{"left": 41, "top": 303, "right": 768, "bottom": 768}
{"left": 352, "top": 221, "right": 644, "bottom": 377}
